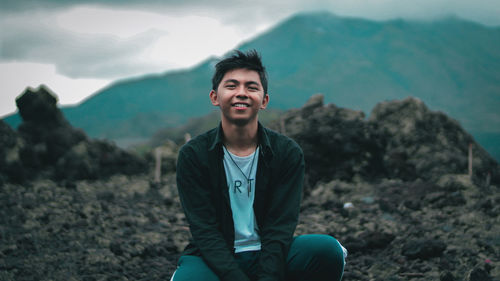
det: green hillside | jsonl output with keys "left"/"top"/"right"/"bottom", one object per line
{"left": 246, "top": 13, "right": 500, "bottom": 126}
{"left": 4, "top": 12, "right": 500, "bottom": 160}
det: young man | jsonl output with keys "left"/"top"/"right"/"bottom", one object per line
{"left": 172, "top": 50, "right": 345, "bottom": 281}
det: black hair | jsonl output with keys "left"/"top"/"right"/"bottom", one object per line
{"left": 211, "top": 49, "right": 268, "bottom": 95}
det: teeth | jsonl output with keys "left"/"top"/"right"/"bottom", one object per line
{"left": 233, "top": 103, "right": 249, "bottom": 107}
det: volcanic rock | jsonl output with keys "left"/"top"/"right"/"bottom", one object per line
{"left": 1, "top": 94, "right": 499, "bottom": 280}
{"left": 468, "top": 267, "right": 492, "bottom": 281}
{"left": 343, "top": 231, "right": 395, "bottom": 253}
{"left": 402, "top": 239, "right": 447, "bottom": 259}
{"left": 9, "top": 85, "right": 147, "bottom": 181}
{"left": 440, "top": 271, "right": 456, "bottom": 281}
{"left": 269, "top": 95, "right": 500, "bottom": 187}
{"left": 269, "top": 94, "right": 386, "bottom": 186}
{"left": 0, "top": 120, "right": 25, "bottom": 183}
{"left": 370, "top": 97, "right": 499, "bottom": 184}
{"left": 16, "top": 86, "right": 86, "bottom": 166}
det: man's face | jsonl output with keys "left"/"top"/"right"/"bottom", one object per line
{"left": 210, "top": 68, "right": 269, "bottom": 127}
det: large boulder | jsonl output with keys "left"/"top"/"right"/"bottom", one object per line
{"left": 269, "top": 94, "right": 387, "bottom": 187}
{"left": 11, "top": 85, "right": 147, "bottom": 181}
{"left": 370, "top": 97, "right": 499, "bottom": 184}
{"left": 269, "top": 95, "right": 499, "bottom": 187}
{"left": 16, "top": 86, "right": 86, "bottom": 170}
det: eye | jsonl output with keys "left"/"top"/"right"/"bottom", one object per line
{"left": 248, "top": 86, "right": 259, "bottom": 91}
{"left": 226, "top": 84, "right": 236, "bottom": 89}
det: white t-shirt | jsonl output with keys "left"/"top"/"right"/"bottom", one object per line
{"left": 222, "top": 146, "right": 261, "bottom": 253}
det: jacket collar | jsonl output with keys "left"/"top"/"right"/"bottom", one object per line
{"left": 208, "top": 122, "right": 274, "bottom": 161}
{"left": 208, "top": 122, "right": 224, "bottom": 151}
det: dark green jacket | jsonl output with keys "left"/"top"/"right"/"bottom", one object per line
{"left": 176, "top": 122, "right": 305, "bottom": 281}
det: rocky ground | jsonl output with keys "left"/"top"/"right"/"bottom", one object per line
{"left": 0, "top": 171, "right": 498, "bottom": 280}
{"left": 299, "top": 176, "right": 499, "bottom": 280}
{"left": 0, "top": 173, "right": 182, "bottom": 281}
{"left": 1, "top": 91, "right": 499, "bottom": 280}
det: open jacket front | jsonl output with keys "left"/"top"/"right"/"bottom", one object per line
{"left": 176, "top": 122, "right": 305, "bottom": 281}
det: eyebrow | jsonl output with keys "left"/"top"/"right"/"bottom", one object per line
{"left": 223, "top": 79, "right": 261, "bottom": 87}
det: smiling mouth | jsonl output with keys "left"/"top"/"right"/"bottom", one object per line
{"left": 232, "top": 103, "right": 249, "bottom": 108}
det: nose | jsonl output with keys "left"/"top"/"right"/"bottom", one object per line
{"left": 235, "top": 86, "right": 249, "bottom": 99}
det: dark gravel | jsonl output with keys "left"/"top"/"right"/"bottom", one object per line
{"left": 1, "top": 171, "right": 498, "bottom": 280}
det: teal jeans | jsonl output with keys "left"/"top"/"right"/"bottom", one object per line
{"left": 171, "top": 234, "right": 346, "bottom": 281}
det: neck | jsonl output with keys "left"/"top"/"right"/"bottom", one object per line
{"left": 221, "top": 119, "right": 259, "bottom": 156}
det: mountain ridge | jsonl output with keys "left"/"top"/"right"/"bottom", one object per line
{"left": 3, "top": 11, "right": 500, "bottom": 159}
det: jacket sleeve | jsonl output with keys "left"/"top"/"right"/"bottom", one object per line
{"left": 176, "top": 146, "right": 250, "bottom": 281}
{"left": 257, "top": 142, "right": 305, "bottom": 281}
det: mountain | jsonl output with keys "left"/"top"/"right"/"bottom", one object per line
{"left": 3, "top": 12, "right": 500, "bottom": 160}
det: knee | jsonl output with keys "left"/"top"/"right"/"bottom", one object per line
{"left": 299, "top": 234, "right": 345, "bottom": 268}
{"left": 171, "top": 255, "right": 221, "bottom": 281}
{"left": 289, "top": 234, "right": 345, "bottom": 281}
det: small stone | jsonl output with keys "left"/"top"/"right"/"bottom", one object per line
{"left": 343, "top": 202, "right": 354, "bottom": 209}
{"left": 110, "top": 242, "right": 124, "bottom": 256}
{"left": 468, "top": 267, "right": 491, "bottom": 281}
{"left": 402, "top": 239, "right": 446, "bottom": 259}
{"left": 362, "top": 231, "right": 395, "bottom": 250}
{"left": 361, "top": 196, "right": 375, "bottom": 204}
{"left": 440, "top": 271, "right": 456, "bottom": 281}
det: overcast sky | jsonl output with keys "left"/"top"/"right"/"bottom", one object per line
{"left": 1, "top": 0, "right": 499, "bottom": 117}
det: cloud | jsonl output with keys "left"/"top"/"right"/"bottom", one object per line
{"left": 0, "top": 6, "right": 247, "bottom": 79}
{"left": 0, "top": 3, "right": 267, "bottom": 117}
{"left": 0, "top": 0, "right": 175, "bottom": 12}
{"left": 0, "top": 11, "right": 166, "bottom": 78}
{"left": 0, "top": 0, "right": 270, "bottom": 12}
{"left": 1, "top": 1, "right": 498, "bottom": 81}
{"left": 2, "top": 0, "right": 499, "bottom": 27}
{"left": 0, "top": 62, "right": 110, "bottom": 117}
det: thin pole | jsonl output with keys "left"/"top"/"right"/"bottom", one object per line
{"left": 468, "top": 143, "right": 473, "bottom": 179}
{"left": 154, "top": 147, "right": 162, "bottom": 184}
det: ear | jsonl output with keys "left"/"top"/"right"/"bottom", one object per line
{"left": 209, "top": 90, "right": 219, "bottom": 106}
{"left": 260, "top": 94, "right": 269, "bottom": 109}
